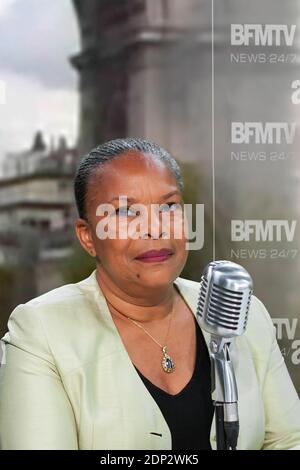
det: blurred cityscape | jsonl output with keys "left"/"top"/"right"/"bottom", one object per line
{"left": 0, "top": 130, "right": 77, "bottom": 309}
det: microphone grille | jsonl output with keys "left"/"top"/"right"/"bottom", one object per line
{"left": 197, "top": 261, "right": 253, "bottom": 337}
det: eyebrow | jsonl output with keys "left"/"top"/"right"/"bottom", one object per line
{"left": 107, "top": 190, "right": 182, "bottom": 204}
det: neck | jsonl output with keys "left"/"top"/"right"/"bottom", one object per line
{"left": 95, "top": 268, "right": 178, "bottom": 323}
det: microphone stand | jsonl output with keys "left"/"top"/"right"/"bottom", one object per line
{"left": 209, "top": 336, "right": 239, "bottom": 450}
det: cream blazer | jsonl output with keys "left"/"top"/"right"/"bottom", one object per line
{"left": 0, "top": 270, "right": 300, "bottom": 450}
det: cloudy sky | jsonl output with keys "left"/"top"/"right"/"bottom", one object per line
{"left": 0, "top": 0, "right": 80, "bottom": 167}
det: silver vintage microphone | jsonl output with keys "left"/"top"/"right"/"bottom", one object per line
{"left": 196, "top": 260, "right": 253, "bottom": 450}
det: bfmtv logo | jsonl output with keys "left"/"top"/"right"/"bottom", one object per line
{"left": 231, "top": 220, "right": 297, "bottom": 243}
{"left": 231, "top": 24, "right": 296, "bottom": 47}
{"left": 231, "top": 122, "right": 296, "bottom": 145}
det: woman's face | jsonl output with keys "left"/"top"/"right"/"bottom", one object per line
{"left": 75, "top": 151, "right": 189, "bottom": 291}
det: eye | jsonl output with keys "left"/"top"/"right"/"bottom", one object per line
{"left": 115, "top": 206, "right": 139, "bottom": 216}
{"left": 159, "top": 202, "right": 182, "bottom": 212}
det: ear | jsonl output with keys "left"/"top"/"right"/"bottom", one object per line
{"left": 74, "top": 217, "right": 96, "bottom": 257}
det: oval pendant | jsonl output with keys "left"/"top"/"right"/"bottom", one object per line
{"left": 161, "top": 346, "right": 175, "bottom": 373}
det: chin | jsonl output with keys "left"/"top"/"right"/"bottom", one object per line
{"left": 136, "top": 270, "right": 175, "bottom": 288}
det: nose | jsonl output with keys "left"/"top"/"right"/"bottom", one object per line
{"left": 140, "top": 205, "right": 166, "bottom": 239}
{"left": 142, "top": 231, "right": 167, "bottom": 239}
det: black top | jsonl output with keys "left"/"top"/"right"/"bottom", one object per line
{"left": 134, "top": 318, "right": 214, "bottom": 450}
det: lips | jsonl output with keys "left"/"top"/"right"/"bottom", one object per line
{"left": 135, "top": 248, "right": 174, "bottom": 260}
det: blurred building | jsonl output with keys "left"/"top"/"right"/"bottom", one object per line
{"left": 71, "top": 0, "right": 212, "bottom": 169}
{"left": 0, "top": 131, "right": 78, "bottom": 293}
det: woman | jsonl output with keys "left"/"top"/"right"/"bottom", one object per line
{"left": 0, "top": 137, "right": 300, "bottom": 450}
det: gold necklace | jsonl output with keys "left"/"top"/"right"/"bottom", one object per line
{"left": 109, "top": 301, "right": 176, "bottom": 374}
